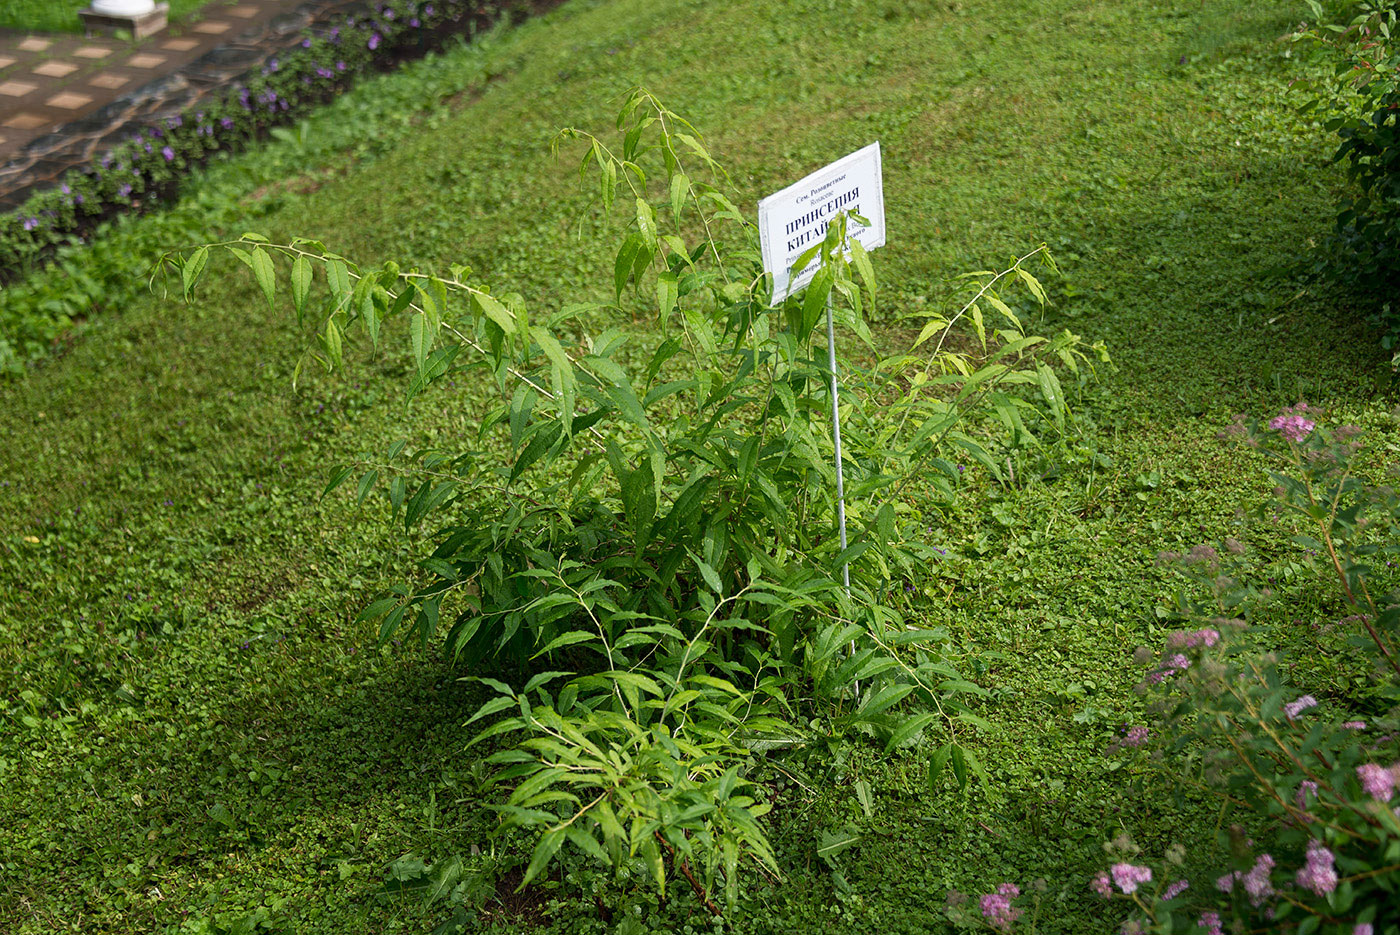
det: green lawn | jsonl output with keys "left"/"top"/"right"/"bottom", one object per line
{"left": 1, "top": 0, "right": 1393, "bottom": 932}
{"left": 0, "top": 0, "right": 222, "bottom": 35}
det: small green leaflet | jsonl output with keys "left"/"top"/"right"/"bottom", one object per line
{"left": 182, "top": 246, "right": 208, "bottom": 299}
{"left": 410, "top": 313, "right": 427, "bottom": 373}
{"left": 249, "top": 247, "right": 276, "bottom": 310}
{"left": 291, "top": 254, "right": 312, "bottom": 316}
{"left": 326, "top": 258, "right": 351, "bottom": 305}
{"left": 474, "top": 291, "right": 516, "bottom": 334}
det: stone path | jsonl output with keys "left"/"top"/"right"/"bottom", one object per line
{"left": 0, "top": 0, "right": 360, "bottom": 209}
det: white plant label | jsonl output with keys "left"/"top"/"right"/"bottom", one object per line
{"left": 757, "top": 142, "right": 886, "bottom": 304}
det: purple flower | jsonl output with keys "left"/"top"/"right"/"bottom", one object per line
{"left": 162, "top": 146, "right": 175, "bottom": 162}
{"left": 75, "top": 194, "right": 84, "bottom": 205}
{"left": 1167, "top": 628, "right": 1220, "bottom": 650}
{"left": 330, "top": 27, "right": 340, "bottom": 41}
{"left": 1149, "top": 654, "right": 1191, "bottom": 684}
{"left": 1162, "top": 879, "right": 1189, "bottom": 900}
{"left": 1357, "top": 763, "right": 1397, "bottom": 802}
{"left": 1111, "top": 863, "right": 1152, "bottom": 894}
{"left": 1296, "top": 780, "right": 1319, "bottom": 808}
{"left": 1122, "top": 726, "right": 1149, "bottom": 747}
{"left": 22, "top": 216, "right": 38, "bottom": 231}
{"left": 1343, "top": 720, "right": 1366, "bottom": 729}
{"left": 1241, "top": 853, "right": 1274, "bottom": 906}
{"left": 410, "top": 17, "right": 420, "bottom": 26}
{"left": 221, "top": 116, "right": 234, "bottom": 129}
{"left": 1295, "top": 840, "right": 1337, "bottom": 896}
{"left": 979, "top": 884, "right": 1021, "bottom": 932}
{"left": 167, "top": 115, "right": 182, "bottom": 129}
{"left": 302, "top": 38, "right": 313, "bottom": 48}
{"left": 1270, "top": 411, "right": 1315, "bottom": 442}
{"left": 368, "top": 32, "right": 382, "bottom": 50}
{"left": 1197, "top": 912, "right": 1224, "bottom": 935}
{"left": 336, "top": 60, "right": 347, "bottom": 71}
{"left": 60, "top": 183, "right": 71, "bottom": 195}
{"left": 424, "top": 4, "right": 433, "bottom": 14}
{"left": 1356, "top": 925, "right": 1374, "bottom": 935}
{"left": 1091, "top": 872, "right": 1112, "bottom": 898}
{"left": 118, "top": 184, "right": 133, "bottom": 198}
{"left": 1284, "top": 695, "right": 1317, "bottom": 721}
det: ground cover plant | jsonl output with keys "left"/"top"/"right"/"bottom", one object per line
{"left": 3, "top": 0, "right": 1399, "bottom": 932}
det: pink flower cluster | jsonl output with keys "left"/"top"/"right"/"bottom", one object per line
{"left": 1196, "top": 911, "right": 1224, "bottom": 935}
{"left": 979, "top": 883, "right": 1022, "bottom": 932}
{"left": 1111, "top": 863, "right": 1153, "bottom": 894}
{"left": 1295, "top": 779, "right": 1319, "bottom": 809}
{"left": 1295, "top": 840, "right": 1338, "bottom": 896}
{"left": 1148, "top": 654, "right": 1191, "bottom": 684}
{"left": 1122, "top": 725, "right": 1150, "bottom": 747}
{"left": 1356, "top": 762, "right": 1400, "bottom": 801}
{"left": 1165, "top": 628, "right": 1221, "bottom": 650}
{"left": 1162, "top": 878, "right": 1189, "bottom": 900}
{"left": 1091, "top": 871, "right": 1112, "bottom": 897}
{"left": 1217, "top": 853, "right": 1274, "bottom": 906}
{"left": 1270, "top": 404, "right": 1315, "bottom": 442}
{"left": 1284, "top": 694, "right": 1318, "bottom": 721}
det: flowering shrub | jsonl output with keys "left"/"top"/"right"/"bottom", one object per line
{"left": 1087, "top": 407, "right": 1400, "bottom": 934}
{"left": 0, "top": 0, "right": 508, "bottom": 277}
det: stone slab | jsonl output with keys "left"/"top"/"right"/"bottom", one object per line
{"left": 46, "top": 92, "right": 95, "bottom": 110}
{"left": 126, "top": 53, "right": 169, "bottom": 69}
{"left": 2, "top": 112, "right": 46, "bottom": 130}
{"left": 33, "top": 61, "right": 79, "bottom": 78}
{"left": 88, "top": 73, "right": 133, "bottom": 90}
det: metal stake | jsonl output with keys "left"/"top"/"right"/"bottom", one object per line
{"left": 825, "top": 291, "right": 857, "bottom": 699}
{"left": 825, "top": 293, "right": 850, "bottom": 595}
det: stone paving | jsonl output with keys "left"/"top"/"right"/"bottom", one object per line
{"left": 0, "top": 0, "right": 363, "bottom": 209}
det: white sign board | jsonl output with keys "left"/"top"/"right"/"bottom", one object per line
{"left": 757, "top": 142, "right": 885, "bottom": 304}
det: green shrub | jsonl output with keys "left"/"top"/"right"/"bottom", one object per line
{"left": 163, "top": 88, "right": 1105, "bottom": 914}
{"left": 1295, "top": 0, "right": 1400, "bottom": 352}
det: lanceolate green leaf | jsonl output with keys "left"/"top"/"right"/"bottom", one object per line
{"left": 182, "top": 246, "right": 208, "bottom": 299}
{"left": 249, "top": 247, "right": 276, "bottom": 310}
{"left": 290, "top": 254, "right": 312, "bottom": 316}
